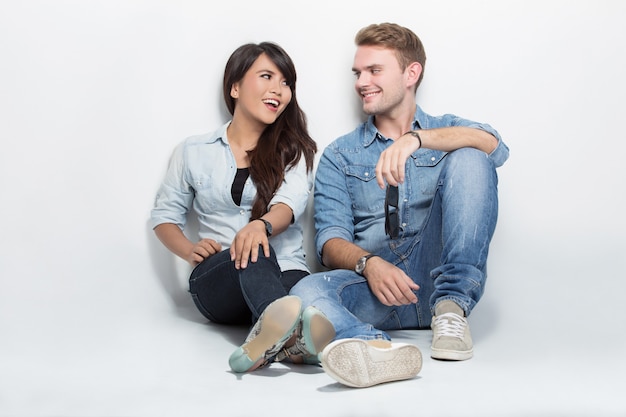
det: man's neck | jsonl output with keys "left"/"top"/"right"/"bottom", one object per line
{"left": 373, "top": 102, "right": 417, "bottom": 140}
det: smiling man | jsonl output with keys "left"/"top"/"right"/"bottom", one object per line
{"left": 290, "top": 22, "right": 510, "bottom": 388}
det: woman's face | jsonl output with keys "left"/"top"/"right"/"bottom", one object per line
{"left": 230, "top": 53, "right": 292, "bottom": 127}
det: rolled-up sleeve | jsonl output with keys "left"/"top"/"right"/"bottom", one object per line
{"left": 150, "top": 142, "right": 194, "bottom": 230}
{"left": 443, "top": 114, "right": 510, "bottom": 168}
{"left": 313, "top": 145, "right": 356, "bottom": 263}
{"left": 269, "top": 158, "right": 313, "bottom": 222}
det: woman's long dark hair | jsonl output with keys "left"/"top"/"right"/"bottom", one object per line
{"left": 223, "top": 42, "right": 317, "bottom": 220}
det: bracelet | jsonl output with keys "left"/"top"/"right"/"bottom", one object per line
{"left": 404, "top": 130, "right": 422, "bottom": 149}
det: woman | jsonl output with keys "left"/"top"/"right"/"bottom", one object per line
{"left": 150, "top": 42, "right": 334, "bottom": 372}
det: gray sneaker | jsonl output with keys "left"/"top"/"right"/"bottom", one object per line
{"left": 430, "top": 302, "right": 473, "bottom": 360}
{"left": 321, "top": 338, "right": 422, "bottom": 388}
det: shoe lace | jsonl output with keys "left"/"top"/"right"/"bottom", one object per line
{"left": 433, "top": 313, "right": 467, "bottom": 339}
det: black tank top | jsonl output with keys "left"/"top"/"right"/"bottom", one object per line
{"left": 231, "top": 167, "right": 250, "bottom": 206}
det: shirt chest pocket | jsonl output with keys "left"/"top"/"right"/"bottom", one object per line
{"left": 345, "top": 165, "right": 385, "bottom": 212}
{"left": 409, "top": 150, "right": 446, "bottom": 195}
{"left": 190, "top": 174, "right": 220, "bottom": 211}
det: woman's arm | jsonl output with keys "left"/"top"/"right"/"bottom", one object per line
{"left": 154, "top": 223, "right": 222, "bottom": 266}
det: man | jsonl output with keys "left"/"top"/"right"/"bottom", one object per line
{"left": 290, "top": 22, "right": 509, "bottom": 388}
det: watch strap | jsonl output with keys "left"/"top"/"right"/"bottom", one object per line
{"left": 258, "top": 218, "right": 272, "bottom": 236}
{"left": 356, "top": 254, "right": 377, "bottom": 275}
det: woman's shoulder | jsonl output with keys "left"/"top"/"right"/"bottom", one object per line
{"left": 179, "top": 121, "right": 230, "bottom": 148}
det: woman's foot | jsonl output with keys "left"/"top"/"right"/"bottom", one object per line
{"left": 275, "top": 305, "right": 336, "bottom": 364}
{"left": 228, "top": 295, "right": 302, "bottom": 373}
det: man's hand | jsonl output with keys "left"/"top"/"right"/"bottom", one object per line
{"left": 364, "top": 256, "right": 420, "bottom": 306}
{"left": 375, "top": 132, "right": 421, "bottom": 188}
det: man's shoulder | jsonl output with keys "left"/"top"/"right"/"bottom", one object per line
{"left": 324, "top": 123, "right": 368, "bottom": 150}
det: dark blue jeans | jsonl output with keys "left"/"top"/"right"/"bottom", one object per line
{"left": 189, "top": 245, "right": 308, "bottom": 325}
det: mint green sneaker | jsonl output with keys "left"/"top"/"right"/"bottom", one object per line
{"left": 274, "top": 305, "right": 335, "bottom": 365}
{"left": 228, "top": 295, "right": 302, "bottom": 373}
{"left": 321, "top": 339, "right": 422, "bottom": 388}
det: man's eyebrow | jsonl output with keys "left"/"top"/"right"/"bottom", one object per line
{"left": 352, "top": 64, "right": 382, "bottom": 72}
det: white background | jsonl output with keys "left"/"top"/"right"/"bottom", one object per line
{"left": 1, "top": 1, "right": 625, "bottom": 416}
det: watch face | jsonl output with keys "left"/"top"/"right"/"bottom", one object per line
{"left": 356, "top": 257, "right": 366, "bottom": 274}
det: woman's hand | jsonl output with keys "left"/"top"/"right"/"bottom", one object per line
{"left": 188, "top": 238, "right": 222, "bottom": 266}
{"left": 230, "top": 220, "right": 269, "bottom": 269}
{"left": 154, "top": 223, "right": 222, "bottom": 267}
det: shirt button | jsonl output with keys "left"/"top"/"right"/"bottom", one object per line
{"left": 431, "top": 157, "right": 436, "bottom": 161}
{"left": 364, "top": 172, "right": 369, "bottom": 177}
{"left": 239, "top": 210, "right": 245, "bottom": 215}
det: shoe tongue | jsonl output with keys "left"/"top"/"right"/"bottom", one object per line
{"left": 435, "top": 300, "right": 463, "bottom": 317}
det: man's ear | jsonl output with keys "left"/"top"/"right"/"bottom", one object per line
{"left": 406, "top": 62, "right": 423, "bottom": 89}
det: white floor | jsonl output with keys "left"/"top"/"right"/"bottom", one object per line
{"left": 2, "top": 234, "right": 625, "bottom": 417}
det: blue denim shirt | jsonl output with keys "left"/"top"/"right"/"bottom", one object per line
{"left": 313, "top": 105, "right": 509, "bottom": 264}
{"left": 151, "top": 122, "right": 313, "bottom": 272}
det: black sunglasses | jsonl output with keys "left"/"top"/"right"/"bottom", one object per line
{"left": 384, "top": 185, "right": 399, "bottom": 239}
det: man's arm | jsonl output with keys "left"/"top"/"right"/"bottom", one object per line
{"left": 322, "top": 237, "right": 419, "bottom": 306}
{"left": 314, "top": 141, "right": 419, "bottom": 306}
{"left": 321, "top": 237, "right": 368, "bottom": 271}
{"left": 376, "top": 126, "right": 498, "bottom": 187}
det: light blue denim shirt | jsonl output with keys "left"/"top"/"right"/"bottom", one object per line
{"left": 313, "top": 105, "right": 509, "bottom": 264}
{"left": 151, "top": 122, "right": 313, "bottom": 272}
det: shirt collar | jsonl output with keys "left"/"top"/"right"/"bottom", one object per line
{"left": 206, "top": 121, "right": 231, "bottom": 146}
{"left": 362, "top": 105, "right": 427, "bottom": 146}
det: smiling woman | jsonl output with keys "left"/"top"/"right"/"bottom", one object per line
{"left": 149, "top": 42, "right": 333, "bottom": 373}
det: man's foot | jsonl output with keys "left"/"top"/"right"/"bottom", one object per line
{"left": 228, "top": 295, "right": 302, "bottom": 372}
{"left": 430, "top": 300, "right": 473, "bottom": 360}
{"left": 275, "top": 305, "right": 336, "bottom": 364}
{"left": 320, "top": 338, "right": 422, "bottom": 388}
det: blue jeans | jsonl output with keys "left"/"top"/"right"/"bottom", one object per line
{"left": 189, "top": 245, "right": 308, "bottom": 325}
{"left": 290, "top": 148, "right": 499, "bottom": 340}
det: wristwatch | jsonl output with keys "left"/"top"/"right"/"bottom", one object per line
{"left": 257, "top": 218, "right": 273, "bottom": 237}
{"left": 355, "top": 254, "right": 376, "bottom": 275}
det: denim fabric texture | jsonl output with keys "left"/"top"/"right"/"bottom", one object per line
{"left": 150, "top": 121, "right": 313, "bottom": 273}
{"left": 189, "top": 245, "right": 308, "bottom": 325}
{"left": 290, "top": 106, "right": 509, "bottom": 340}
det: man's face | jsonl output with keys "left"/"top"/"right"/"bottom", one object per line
{"left": 352, "top": 45, "right": 408, "bottom": 116}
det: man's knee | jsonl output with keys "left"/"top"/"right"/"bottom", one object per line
{"left": 443, "top": 147, "right": 497, "bottom": 188}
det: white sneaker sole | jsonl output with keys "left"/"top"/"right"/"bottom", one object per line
{"left": 321, "top": 338, "right": 422, "bottom": 388}
{"left": 431, "top": 346, "right": 473, "bottom": 361}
